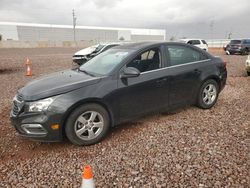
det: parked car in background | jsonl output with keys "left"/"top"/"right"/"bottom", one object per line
{"left": 224, "top": 39, "right": 250, "bottom": 55}
{"left": 72, "top": 43, "right": 120, "bottom": 65}
{"left": 246, "top": 55, "right": 250, "bottom": 76}
{"left": 180, "top": 39, "right": 208, "bottom": 51}
{"left": 10, "top": 42, "right": 227, "bottom": 145}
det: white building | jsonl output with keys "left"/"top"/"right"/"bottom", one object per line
{"left": 0, "top": 22, "right": 166, "bottom": 42}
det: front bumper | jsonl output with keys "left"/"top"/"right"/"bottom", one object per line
{"left": 218, "top": 69, "right": 227, "bottom": 92}
{"left": 10, "top": 109, "right": 64, "bottom": 142}
{"left": 226, "top": 48, "right": 243, "bottom": 54}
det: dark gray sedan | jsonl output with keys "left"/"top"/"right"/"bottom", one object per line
{"left": 10, "top": 42, "right": 227, "bottom": 145}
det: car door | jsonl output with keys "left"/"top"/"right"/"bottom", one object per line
{"left": 116, "top": 46, "right": 169, "bottom": 121}
{"left": 164, "top": 44, "right": 209, "bottom": 107}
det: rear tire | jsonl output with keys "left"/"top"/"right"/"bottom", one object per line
{"left": 247, "top": 71, "right": 250, "bottom": 76}
{"left": 197, "top": 79, "right": 219, "bottom": 109}
{"left": 65, "top": 103, "right": 110, "bottom": 145}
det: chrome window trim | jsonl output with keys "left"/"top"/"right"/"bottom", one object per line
{"left": 140, "top": 59, "right": 211, "bottom": 75}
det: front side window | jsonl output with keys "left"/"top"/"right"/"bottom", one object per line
{"left": 80, "top": 49, "right": 132, "bottom": 75}
{"left": 92, "top": 44, "right": 105, "bottom": 53}
{"left": 166, "top": 45, "right": 208, "bottom": 66}
{"left": 202, "top": 40, "right": 207, "bottom": 45}
{"left": 103, "top": 44, "right": 119, "bottom": 52}
{"left": 126, "top": 48, "right": 161, "bottom": 73}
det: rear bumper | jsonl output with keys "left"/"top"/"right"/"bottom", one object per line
{"left": 219, "top": 70, "right": 227, "bottom": 91}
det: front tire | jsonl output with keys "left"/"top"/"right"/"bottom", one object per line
{"left": 247, "top": 71, "right": 250, "bottom": 76}
{"left": 197, "top": 79, "right": 219, "bottom": 109}
{"left": 241, "top": 49, "right": 247, "bottom": 55}
{"left": 65, "top": 103, "right": 110, "bottom": 145}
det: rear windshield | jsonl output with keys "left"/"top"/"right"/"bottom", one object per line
{"left": 230, "top": 40, "right": 241, "bottom": 44}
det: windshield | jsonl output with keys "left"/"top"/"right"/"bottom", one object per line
{"left": 230, "top": 40, "right": 241, "bottom": 44}
{"left": 93, "top": 44, "right": 105, "bottom": 53}
{"left": 79, "top": 49, "right": 132, "bottom": 75}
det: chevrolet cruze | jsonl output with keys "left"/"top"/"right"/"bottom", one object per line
{"left": 10, "top": 42, "right": 227, "bottom": 145}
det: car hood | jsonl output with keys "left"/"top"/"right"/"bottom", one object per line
{"left": 74, "top": 46, "right": 97, "bottom": 56}
{"left": 19, "top": 70, "right": 102, "bottom": 101}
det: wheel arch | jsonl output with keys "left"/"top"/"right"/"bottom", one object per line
{"left": 60, "top": 98, "right": 115, "bottom": 136}
{"left": 200, "top": 75, "right": 221, "bottom": 91}
{"left": 194, "top": 75, "right": 221, "bottom": 103}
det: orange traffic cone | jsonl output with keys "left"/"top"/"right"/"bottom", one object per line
{"left": 25, "top": 58, "right": 32, "bottom": 76}
{"left": 25, "top": 57, "right": 30, "bottom": 65}
{"left": 81, "top": 165, "right": 95, "bottom": 188}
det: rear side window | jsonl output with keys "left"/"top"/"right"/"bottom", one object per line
{"left": 166, "top": 45, "right": 208, "bottom": 66}
{"left": 188, "top": 40, "right": 201, "bottom": 45}
{"left": 243, "top": 39, "right": 250, "bottom": 44}
{"left": 202, "top": 40, "right": 207, "bottom": 44}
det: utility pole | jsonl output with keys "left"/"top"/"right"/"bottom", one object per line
{"left": 165, "top": 25, "right": 167, "bottom": 41}
{"left": 72, "top": 9, "right": 77, "bottom": 43}
{"left": 209, "top": 20, "right": 214, "bottom": 47}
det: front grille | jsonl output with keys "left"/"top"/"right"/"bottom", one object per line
{"left": 16, "top": 93, "right": 23, "bottom": 102}
{"left": 12, "top": 101, "right": 19, "bottom": 116}
{"left": 12, "top": 93, "right": 24, "bottom": 116}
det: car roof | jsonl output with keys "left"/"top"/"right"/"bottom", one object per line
{"left": 98, "top": 42, "right": 122, "bottom": 46}
{"left": 113, "top": 41, "right": 189, "bottom": 50}
{"left": 180, "top": 38, "right": 205, "bottom": 41}
{"left": 114, "top": 42, "right": 156, "bottom": 49}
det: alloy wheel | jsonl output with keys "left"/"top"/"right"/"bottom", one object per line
{"left": 202, "top": 84, "right": 217, "bottom": 105}
{"left": 74, "top": 111, "right": 104, "bottom": 141}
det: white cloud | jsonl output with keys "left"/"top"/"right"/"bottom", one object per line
{"left": 0, "top": 0, "right": 249, "bottom": 38}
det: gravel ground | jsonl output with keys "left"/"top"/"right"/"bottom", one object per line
{"left": 0, "top": 48, "right": 249, "bottom": 187}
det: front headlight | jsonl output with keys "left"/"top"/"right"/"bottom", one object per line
{"left": 28, "top": 97, "right": 54, "bottom": 112}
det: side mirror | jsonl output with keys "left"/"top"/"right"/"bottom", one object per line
{"left": 120, "top": 67, "right": 140, "bottom": 78}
